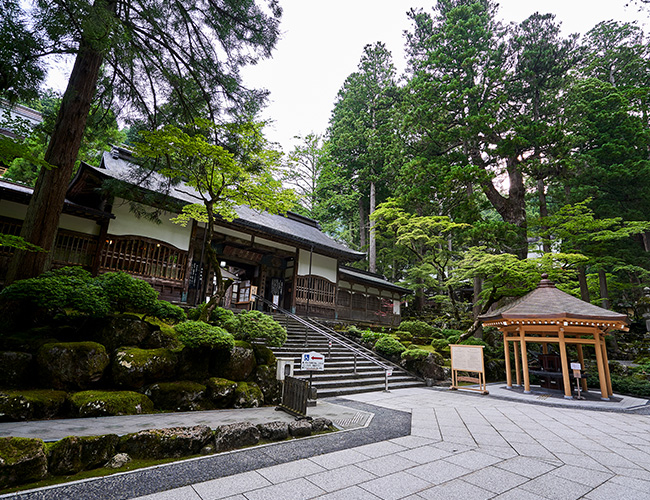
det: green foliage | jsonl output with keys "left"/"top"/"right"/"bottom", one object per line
{"left": 400, "top": 348, "right": 430, "bottom": 361}
{"left": 210, "top": 307, "right": 238, "bottom": 333}
{"left": 361, "top": 331, "right": 385, "bottom": 344}
{"left": 151, "top": 301, "right": 186, "bottom": 324}
{"left": 234, "top": 310, "right": 287, "bottom": 347}
{"left": 174, "top": 321, "right": 234, "bottom": 351}
{"left": 374, "top": 336, "right": 406, "bottom": 358}
{"left": 345, "top": 325, "right": 367, "bottom": 338}
{"left": 97, "top": 272, "right": 158, "bottom": 313}
{"left": 398, "top": 320, "right": 436, "bottom": 338}
{"left": 431, "top": 338, "right": 450, "bottom": 351}
{"left": 0, "top": 234, "right": 45, "bottom": 252}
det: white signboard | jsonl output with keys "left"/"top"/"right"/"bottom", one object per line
{"left": 450, "top": 344, "right": 484, "bottom": 372}
{"left": 301, "top": 351, "right": 325, "bottom": 371}
{"left": 570, "top": 362, "right": 581, "bottom": 370}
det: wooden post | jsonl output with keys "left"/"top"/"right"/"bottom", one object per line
{"left": 519, "top": 326, "right": 531, "bottom": 393}
{"left": 542, "top": 334, "right": 548, "bottom": 355}
{"left": 558, "top": 327, "right": 573, "bottom": 399}
{"left": 576, "top": 344, "right": 588, "bottom": 392}
{"left": 503, "top": 334, "right": 512, "bottom": 388}
{"left": 600, "top": 331, "right": 613, "bottom": 397}
{"left": 593, "top": 328, "right": 610, "bottom": 400}
{"left": 513, "top": 339, "right": 522, "bottom": 386}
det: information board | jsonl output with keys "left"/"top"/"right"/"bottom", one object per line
{"left": 301, "top": 351, "right": 325, "bottom": 371}
{"left": 449, "top": 344, "right": 488, "bottom": 395}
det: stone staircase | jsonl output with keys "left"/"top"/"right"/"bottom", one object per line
{"left": 269, "top": 313, "right": 424, "bottom": 398}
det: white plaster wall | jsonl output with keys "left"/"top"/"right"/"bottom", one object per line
{"left": 255, "top": 236, "right": 295, "bottom": 253}
{"left": 108, "top": 199, "right": 192, "bottom": 250}
{"left": 212, "top": 224, "right": 252, "bottom": 242}
{"left": 297, "top": 249, "right": 337, "bottom": 283}
{"left": 0, "top": 200, "right": 99, "bottom": 235}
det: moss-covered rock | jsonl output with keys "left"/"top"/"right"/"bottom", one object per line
{"left": 92, "top": 314, "right": 152, "bottom": 351}
{"left": 211, "top": 345, "right": 256, "bottom": 381}
{"left": 68, "top": 390, "right": 154, "bottom": 417}
{"left": 0, "top": 390, "right": 67, "bottom": 421}
{"left": 177, "top": 347, "right": 210, "bottom": 381}
{"left": 253, "top": 365, "right": 282, "bottom": 405}
{"left": 214, "top": 422, "right": 259, "bottom": 452}
{"left": 118, "top": 426, "right": 213, "bottom": 459}
{"left": 400, "top": 352, "right": 445, "bottom": 381}
{"left": 0, "top": 351, "right": 34, "bottom": 387}
{"left": 111, "top": 347, "right": 178, "bottom": 389}
{"left": 36, "top": 342, "right": 110, "bottom": 390}
{"left": 47, "top": 434, "right": 119, "bottom": 475}
{"left": 144, "top": 381, "right": 210, "bottom": 411}
{"left": 0, "top": 437, "right": 47, "bottom": 488}
{"left": 252, "top": 343, "right": 276, "bottom": 366}
{"left": 233, "top": 381, "right": 263, "bottom": 408}
{"left": 205, "top": 377, "right": 238, "bottom": 408}
{"left": 256, "top": 421, "right": 288, "bottom": 441}
{"left": 289, "top": 420, "right": 312, "bottom": 437}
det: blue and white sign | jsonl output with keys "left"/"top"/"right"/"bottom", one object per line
{"left": 301, "top": 351, "right": 325, "bottom": 371}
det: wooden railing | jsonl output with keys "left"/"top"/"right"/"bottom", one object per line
{"left": 296, "top": 275, "right": 336, "bottom": 306}
{"left": 100, "top": 235, "right": 187, "bottom": 282}
{"left": 52, "top": 231, "right": 96, "bottom": 267}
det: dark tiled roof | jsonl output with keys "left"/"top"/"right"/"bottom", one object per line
{"left": 92, "top": 152, "right": 364, "bottom": 260}
{"left": 339, "top": 266, "right": 411, "bottom": 295}
{"left": 479, "top": 276, "right": 628, "bottom": 323}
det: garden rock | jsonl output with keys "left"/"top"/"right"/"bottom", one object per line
{"left": 212, "top": 345, "right": 256, "bottom": 381}
{"left": 111, "top": 347, "right": 177, "bottom": 389}
{"left": 233, "top": 381, "right": 264, "bottom": 408}
{"left": 0, "top": 437, "right": 47, "bottom": 488}
{"left": 289, "top": 420, "right": 312, "bottom": 437}
{"left": 205, "top": 377, "right": 238, "bottom": 408}
{"left": 253, "top": 364, "right": 282, "bottom": 405}
{"left": 0, "top": 390, "right": 67, "bottom": 421}
{"left": 68, "top": 390, "right": 154, "bottom": 417}
{"left": 401, "top": 353, "right": 446, "bottom": 381}
{"left": 119, "top": 425, "right": 213, "bottom": 459}
{"left": 47, "top": 434, "right": 119, "bottom": 475}
{"left": 0, "top": 351, "right": 33, "bottom": 387}
{"left": 36, "top": 342, "right": 110, "bottom": 390}
{"left": 256, "top": 421, "right": 289, "bottom": 441}
{"left": 144, "top": 381, "right": 210, "bottom": 411}
{"left": 105, "top": 453, "right": 131, "bottom": 469}
{"left": 311, "top": 417, "right": 333, "bottom": 433}
{"left": 177, "top": 347, "right": 210, "bottom": 380}
{"left": 214, "top": 422, "right": 260, "bottom": 452}
{"left": 252, "top": 343, "right": 276, "bottom": 366}
{"left": 93, "top": 314, "right": 152, "bottom": 351}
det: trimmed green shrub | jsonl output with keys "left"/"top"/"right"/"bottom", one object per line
{"left": 397, "top": 320, "right": 435, "bottom": 338}
{"left": 374, "top": 336, "right": 406, "bottom": 357}
{"left": 97, "top": 272, "right": 158, "bottom": 313}
{"left": 401, "top": 348, "right": 430, "bottom": 361}
{"left": 441, "top": 329, "right": 464, "bottom": 339}
{"left": 151, "top": 300, "right": 186, "bottom": 324}
{"left": 0, "top": 267, "right": 110, "bottom": 317}
{"left": 396, "top": 330, "right": 413, "bottom": 342}
{"left": 431, "top": 338, "right": 450, "bottom": 350}
{"left": 361, "top": 331, "right": 385, "bottom": 344}
{"left": 346, "top": 325, "right": 366, "bottom": 338}
{"left": 234, "top": 310, "right": 287, "bottom": 347}
{"left": 210, "top": 307, "right": 238, "bottom": 333}
{"left": 174, "top": 321, "right": 234, "bottom": 350}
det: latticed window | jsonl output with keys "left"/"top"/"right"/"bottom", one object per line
{"left": 352, "top": 293, "right": 366, "bottom": 310}
{"left": 296, "top": 276, "right": 336, "bottom": 305}
{"left": 367, "top": 295, "right": 380, "bottom": 312}
{"left": 53, "top": 230, "right": 96, "bottom": 267}
{"left": 337, "top": 289, "right": 351, "bottom": 307}
{"left": 100, "top": 235, "right": 187, "bottom": 281}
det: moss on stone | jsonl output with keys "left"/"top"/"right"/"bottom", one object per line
{"left": 252, "top": 344, "right": 276, "bottom": 366}
{"left": 111, "top": 347, "right": 178, "bottom": 389}
{"left": 0, "top": 389, "right": 68, "bottom": 421}
{"left": 36, "top": 341, "right": 110, "bottom": 390}
{"left": 68, "top": 390, "right": 154, "bottom": 417}
{"left": 233, "top": 340, "right": 252, "bottom": 349}
{"left": 233, "top": 381, "right": 263, "bottom": 408}
{"left": 47, "top": 434, "right": 119, "bottom": 475}
{"left": 144, "top": 381, "right": 210, "bottom": 411}
{"left": 0, "top": 437, "right": 48, "bottom": 488}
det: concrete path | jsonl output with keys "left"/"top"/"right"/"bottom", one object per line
{"left": 131, "top": 387, "right": 650, "bottom": 500}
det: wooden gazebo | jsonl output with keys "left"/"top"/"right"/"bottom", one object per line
{"left": 479, "top": 274, "right": 628, "bottom": 400}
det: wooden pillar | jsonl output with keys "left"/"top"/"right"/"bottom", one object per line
{"left": 513, "top": 339, "right": 522, "bottom": 386}
{"left": 576, "top": 344, "right": 588, "bottom": 392}
{"left": 542, "top": 335, "right": 548, "bottom": 355}
{"left": 593, "top": 328, "right": 610, "bottom": 400}
{"left": 519, "top": 326, "right": 531, "bottom": 393}
{"left": 503, "top": 333, "right": 512, "bottom": 388}
{"left": 558, "top": 327, "right": 573, "bottom": 399}
{"left": 600, "top": 331, "right": 613, "bottom": 397}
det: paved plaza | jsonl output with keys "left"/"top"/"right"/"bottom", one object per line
{"left": 5, "top": 386, "right": 650, "bottom": 499}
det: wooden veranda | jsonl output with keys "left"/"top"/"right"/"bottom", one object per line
{"left": 480, "top": 275, "right": 628, "bottom": 400}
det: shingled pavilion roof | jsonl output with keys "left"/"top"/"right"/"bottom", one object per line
{"left": 479, "top": 275, "right": 628, "bottom": 326}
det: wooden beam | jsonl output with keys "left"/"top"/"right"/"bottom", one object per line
{"left": 504, "top": 335, "right": 512, "bottom": 388}
{"left": 513, "top": 340, "right": 522, "bottom": 387}
{"left": 519, "top": 327, "right": 531, "bottom": 393}
{"left": 593, "top": 329, "right": 610, "bottom": 400}
{"left": 558, "top": 327, "right": 573, "bottom": 399}
{"left": 600, "top": 332, "right": 613, "bottom": 397}
{"left": 576, "top": 344, "right": 588, "bottom": 392}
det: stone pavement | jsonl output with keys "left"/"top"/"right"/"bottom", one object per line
{"left": 5, "top": 386, "right": 650, "bottom": 499}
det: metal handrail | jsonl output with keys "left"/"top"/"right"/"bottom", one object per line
{"left": 253, "top": 294, "right": 393, "bottom": 390}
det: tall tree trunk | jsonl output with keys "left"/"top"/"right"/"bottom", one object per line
{"left": 537, "top": 178, "right": 551, "bottom": 253}
{"left": 6, "top": 5, "right": 114, "bottom": 283}
{"left": 598, "top": 269, "right": 610, "bottom": 310}
{"left": 578, "top": 266, "right": 590, "bottom": 302}
{"left": 369, "top": 181, "right": 376, "bottom": 273}
{"left": 358, "top": 197, "right": 366, "bottom": 252}
{"left": 473, "top": 277, "right": 483, "bottom": 339}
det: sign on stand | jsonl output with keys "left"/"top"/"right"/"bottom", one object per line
{"left": 450, "top": 344, "right": 488, "bottom": 395}
{"left": 301, "top": 351, "right": 325, "bottom": 371}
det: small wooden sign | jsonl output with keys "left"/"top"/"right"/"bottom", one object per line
{"left": 450, "top": 344, "right": 488, "bottom": 394}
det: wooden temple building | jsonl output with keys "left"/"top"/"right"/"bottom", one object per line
{"left": 480, "top": 275, "right": 629, "bottom": 400}
{"left": 0, "top": 147, "right": 409, "bottom": 326}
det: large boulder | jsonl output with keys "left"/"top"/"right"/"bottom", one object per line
{"left": 0, "top": 351, "right": 33, "bottom": 387}
{"left": 68, "top": 390, "right": 154, "bottom": 417}
{"left": 205, "top": 377, "right": 238, "bottom": 408}
{"left": 256, "top": 421, "right": 289, "bottom": 441}
{"left": 211, "top": 344, "right": 256, "bottom": 381}
{"left": 144, "top": 381, "right": 210, "bottom": 411}
{"left": 214, "top": 422, "right": 260, "bottom": 452}
{"left": 47, "top": 434, "right": 119, "bottom": 475}
{"left": 118, "top": 426, "right": 213, "bottom": 459}
{"left": 253, "top": 364, "right": 282, "bottom": 405}
{"left": 92, "top": 314, "right": 152, "bottom": 351}
{"left": 0, "top": 437, "right": 47, "bottom": 489}
{"left": 111, "top": 347, "right": 177, "bottom": 389}
{"left": 36, "top": 342, "right": 110, "bottom": 390}
{"left": 177, "top": 348, "right": 210, "bottom": 381}
{"left": 233, "top": 381, "right": 263, "bottom": 408}
{"left": 0, "top": 390, "right": 67, "bottom": 421}
{"left": 289, "top": 420, "right": 312, "bottom": 437}
{"left": 401, "top": 352, "right": 446, "bottom": 381}
{"left": 252, "top": 343, "right": 276, "bottom": 366}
